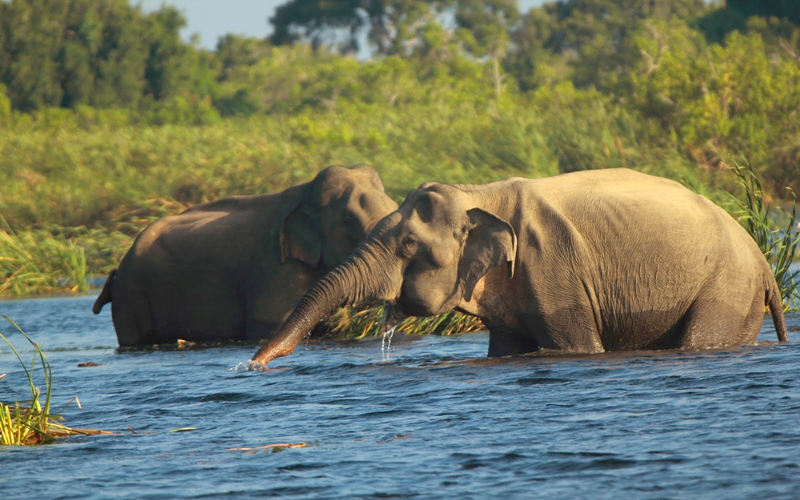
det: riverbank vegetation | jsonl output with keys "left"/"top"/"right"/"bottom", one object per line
{"left": 1, "top": 0, "right": 798, "bottom": 314}
{"left": 0, "top": 317, "right": 106, "bottom": 445}
{"left": 731, "top": 161, "right": 800, "bottom": 311}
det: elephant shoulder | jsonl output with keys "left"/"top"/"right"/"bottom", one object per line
{"left": 129, "top": 214, "right": 189, "bottom": 257}
{"left": 132, "top": 209, "right": 253, "bottom": 257}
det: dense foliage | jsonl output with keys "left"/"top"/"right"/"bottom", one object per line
{"left": 0, "top": 0, "right": 216, "bottom": 112}
{"left": 1, "top": 0, "right": 798, "bottom": 194}
{"left": 0, "top": 0, "right": 798, "bottom": 304}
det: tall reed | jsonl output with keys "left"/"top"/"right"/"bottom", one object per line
{"left": 0, "top": 316, "right": 105, "bottom": 445}
{"left": 730, "top": 160, "right": 800, "bottom": 311}
{"left": 0, "top": 217, "right": 89, "bottom": 296}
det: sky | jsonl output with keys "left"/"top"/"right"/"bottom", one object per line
{"left": 140, "top": 0, "right": 549, "bottom": 50}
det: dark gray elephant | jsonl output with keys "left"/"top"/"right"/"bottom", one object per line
{"left": 252, "top": 168, "right": 787, "bottom": 365}
{"left": 93, "top": 165, "right": 398, "bottom": 347}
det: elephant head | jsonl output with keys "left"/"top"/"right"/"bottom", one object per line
{"left": 253, "top": 182, "right": 516, "bottom": 365}
{"left": 90, "top": 164, "right": 399, "bottom": 347}
{"left": 279, "top": 165, "right": 399, "bottom": 271}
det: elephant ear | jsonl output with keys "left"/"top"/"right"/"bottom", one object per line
{"left": 280, "top": 202, "right": 322, "bottom": 267}
{"left": 458, "top": 208, "right": 517, "bottom": 302}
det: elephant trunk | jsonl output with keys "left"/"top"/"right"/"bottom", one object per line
{"left": 251, "top": 240, "right": 397, "bottom": 366}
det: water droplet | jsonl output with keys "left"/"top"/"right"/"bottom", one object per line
{"left": 381, "top": 325, "right": 398, "bottom": 361}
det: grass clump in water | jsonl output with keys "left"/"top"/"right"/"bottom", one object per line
{"left": 320, "top": 305, "right": 484, "bottom": 339}
{"left": 0, "top": 316, "right": 106, "bottom": 445}
{"left": 730, "top": 159, "right": 800, "bottom": 311}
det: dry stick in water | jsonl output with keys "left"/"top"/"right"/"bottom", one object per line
{"left": 228, "top": 443, "right": 309, "bottom": 451}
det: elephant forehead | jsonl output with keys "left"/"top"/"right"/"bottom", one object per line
{"left": 408, "top": 189, "right": 461, "bottom": 225}
{"left": 314, "top": 167, "right": 366, "bottom": 204}
{"left": 316, "top": 180, "right": 352, "bottom": 205}
{"left": 316, "top": 165, "right": 382, "bottom": 194}
{"left": 319, "top": 176, "right": 390, "bottom": 209}
{"left": 319, "top": 183, "right": 353, "bottom": 207}
{"left": 349, "top": 164, "right": 384, "bottom": 188}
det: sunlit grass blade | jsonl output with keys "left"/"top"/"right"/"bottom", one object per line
{"left": 0, "top": 215, "right": 90, "bottom": 296}
{"left": 729, "top": 159, "right": 800, "bottom": 311}
{"left": 319, "top": 305, "right": 485, "bottom": 339}
{"left": 0, "top": 316, "right": 107, "bottom": 445}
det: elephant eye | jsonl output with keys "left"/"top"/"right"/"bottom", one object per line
{"left": 399, "top": 234, "right": 418, "bottom": 256}
{"left": 342, "top": 214, "right": 361, "bottom": 232}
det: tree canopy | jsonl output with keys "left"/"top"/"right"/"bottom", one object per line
{"left": 1, "top": 0, "right": 798, "bottom": 196}
{"left": 0, "top": 0, "right": 215, "bottom": 111}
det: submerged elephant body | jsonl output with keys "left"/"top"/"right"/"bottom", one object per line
{"left": 252, "top": 168, "right": 787, "bottom": 365}
{"left": 93, "top": 165, "right": 397, "bottom": 347}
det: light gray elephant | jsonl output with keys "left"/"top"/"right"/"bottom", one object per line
{"left": 252, "top": 168, "right": 788, "bottom": 365}
{"left": 93, "top": 165, "right": 398, "bottom": 347}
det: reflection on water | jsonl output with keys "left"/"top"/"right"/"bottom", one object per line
{"left": 1, "top": 294, "right": 799, "bottom": 500}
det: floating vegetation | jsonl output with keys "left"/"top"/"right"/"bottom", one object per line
{"left": 730, "top": 159, "right": 800, "bottom": 311}
{"left": 0, "top": 316, "right": 108, "bottom": 445}
{"left": 320, "top": 305, "right": 485, "bottom": 339}
{"left": 228, "top": 442, "right": 309, "bottom": 452}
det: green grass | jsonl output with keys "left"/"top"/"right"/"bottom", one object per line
{"left": 0, "top": 316, "right": 107, "bottom": 445}
{"left": 0, "top": 91, "right": 707, "bottom": 230}
{"left": 319, "top": 305, "right": 485, "bottom": 339}
{"left": 730, "top": 159, "right": 800, "bottom": 311}
{"left": 0, "top": 217, "right": 90, "bottom": 296}
{"left": 0, "top": 93, "right": 702, "bottom": 298}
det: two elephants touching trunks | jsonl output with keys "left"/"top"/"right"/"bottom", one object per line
{"left": 250, "top": 168, "right": 787, "bottom": 366}
{"left": 93, "top": 166, "right": 787, "bottom": 360}
{"left": 92, "top": 165, "right": 398, "bottom": 346}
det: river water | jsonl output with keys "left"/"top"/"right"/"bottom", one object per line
{"left": 1, "top": 294, "right": 799, "bottom": 499}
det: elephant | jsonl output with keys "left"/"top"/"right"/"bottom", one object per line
{"left": 93, "top": 164, "right": 398, "bottom": 347}
{"left": 251, "top": 168, "right": 788, "bottom": 366}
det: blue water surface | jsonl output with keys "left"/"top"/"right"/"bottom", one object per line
{"left": 1, "top": 294, "right": 799, "bottom": 499}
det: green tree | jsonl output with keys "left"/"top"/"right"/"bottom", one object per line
{"left": 727, "top": 0, "right": 800, "bottom": 25}
{"left": 0, "top": 0, "right": 67, "bottom": 110}
{"left": 505, "top": 0, "right": 708, "bottom": 90}
{"left": 216, "top": 34, "right": 271, "bottom": 81}
{"left": 608, "top": 18, "right": 800, "bottom": 191}
{"left": 142, "top": 6, "right": 190, "bottom": 101}
{"left": 90, "top": 1, "right": 151, "bottom": 108}
{"left": 0, "top": 84, "right": 11, "bottom": 125}
{"left": 454, "top": 0, "right": 518, "bottom": 96}
{"left": 700, "top": 0, "right": 800, "bottom": 43}
{"left": 269, "top": 0, "right": 521, "bottom": 58}
{"left": 0, "top": 0, "right": 214, "bottom": 112}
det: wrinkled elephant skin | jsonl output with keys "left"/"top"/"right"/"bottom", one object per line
{"left": 252, "top": 168, "right": 787, "bottom": 365}
{"left": 93, "top": 165, "right": 398, "bottom": 347}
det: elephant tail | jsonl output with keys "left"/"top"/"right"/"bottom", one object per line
{"left": 766, "top": 276, "right": 788, "bottom": 343}
{"left": 92, "top": 269, "right": 117, "bottom": 314}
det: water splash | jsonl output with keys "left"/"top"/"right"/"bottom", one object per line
{"left": 232, "top": 361, "right": 267, "bottom": 372}
{"left": 381, "top": 324, "right": 398, "bottom": 361}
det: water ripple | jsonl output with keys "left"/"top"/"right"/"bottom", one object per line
{"left": 1, "top": 297, "right": 799, "bottom": 500}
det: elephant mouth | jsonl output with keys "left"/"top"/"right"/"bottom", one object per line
{"left": 396, "top": 282, "right": 463, "bottom": 318}
{"left": 396, "top": 297, "right": 439, "bottom": 317}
